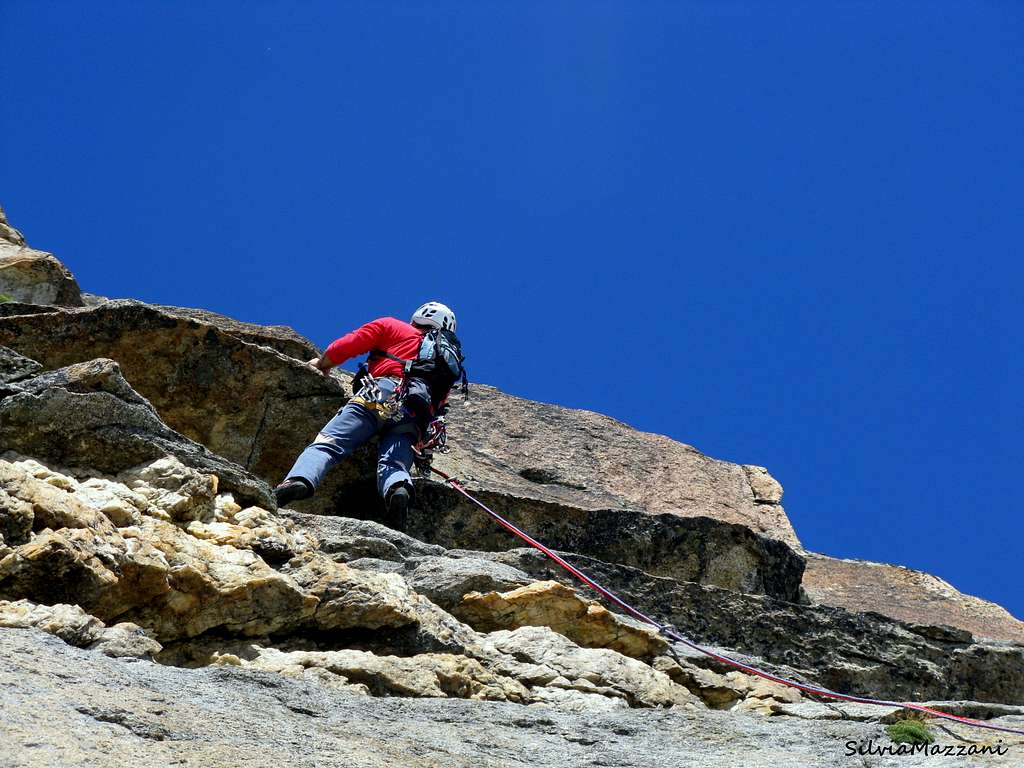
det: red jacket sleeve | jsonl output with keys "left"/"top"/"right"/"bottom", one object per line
{"left": 323, "top": 318, "right": 392, "bottom": 366}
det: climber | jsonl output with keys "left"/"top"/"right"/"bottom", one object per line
{"left": 273, "top": 301, "right": 465, "bottom": 531}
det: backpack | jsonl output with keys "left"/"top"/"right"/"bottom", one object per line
{"left": 371, "top": 328, "right": 468, "bottom": 412}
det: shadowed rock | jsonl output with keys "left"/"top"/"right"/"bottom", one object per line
{"left": 0, "top": 301, "right": 350, "bottom": 500}
{"left": 465, "top": 546, "right": 1024, "bottom": 705}
{"left": 411, "top": 481, "right": 805, "bottom": 601}
{"left": 0, "top": 346, "right": 41, "bottom": 384}
{"left": 0, "top": 357, "right": 273, "bottom": 507}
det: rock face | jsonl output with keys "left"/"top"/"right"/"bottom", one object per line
{"left": 435, "top": 383, "right": 799, "bottom": 547}
{"left": 2, "top": 219, "right": 1024, "bottom": 763}
{"left": 0, "top": 205, "right": 26, "bottom": 246}
{"left": 802, "top": 553, "right": 1024, "bottom": 644}
{"left": 6, "top": 443, "right": 1020, "bottom": 718}
{"left": 0, "top": 300, "right": 807, "bottom": 600}
{"left": 0, "top": 243, "right": 83, "bottom": 306}
{"left": 472, "top": 547, "right": 1024, "bottom": 705}
{"left": 0, "top": 345, "right": 41, "bottom": 384}
{"left": 0, "top": 216, "right": 83, "bottom": 306}
{"left": 0, "top": 599, "right": 161, "bottom": 659}
{"left": 0, "top": 454, "right": 300, "bottom": 637}
{"left": 10, "top": 631, "right": 1024, "bottom": 768}
{"left": 0, "top": 450, "right": 715, "bottom": 712}
{"left": 0, "top": 355, "right": 273, "bottom": 507}
{"left": 150, "top": 303, "right": 320, "bottom": 361}
{"left": 282, "top": 510, "right": 448, "bottom": 562}
{"left": 412, "top": 483, "right": 805, "bottom": 601}
{"left": 457, "top": 581, "right": 669, "bottom": 661}
{"left": 0, "top": 300, "right": 350, "bottom": 498}
{"left": 480, "top": 624, "right": 701, "bottom": 709}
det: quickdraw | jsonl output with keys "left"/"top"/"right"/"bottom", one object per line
{"left": 349, "top": 367, "right": 404, "bottom": 422}
{"left": 412, "top": 418, "right": 449, "bottom": 477}
{"left": 417, "top": 417, "right": 449, "bottom": 453}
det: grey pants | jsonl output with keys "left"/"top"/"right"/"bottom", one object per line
{"left": 285, "top": 377, "right": 416, "bottom": 499}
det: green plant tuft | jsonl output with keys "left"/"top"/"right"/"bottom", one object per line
{"left": 886, "top": 719, "right": 935, "bottom": 745}
{"left": 0, "top": 294, "right": 14, "bottom": 304}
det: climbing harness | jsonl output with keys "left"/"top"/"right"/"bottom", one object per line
{"left": 423, "top": 464, "right": 1024, "bottom": 738}
{"left": 369, "top": 327, "right": 470, "bottom": 407}
{"left": 349, "top": 366, "right": 403, "bottom": 421}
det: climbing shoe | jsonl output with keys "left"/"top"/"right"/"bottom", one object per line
{"left": 273, "top": 478, "right": 313, "bottom": 508}
{"left": 384, "top": 484, "right": 410, "bottom": 531}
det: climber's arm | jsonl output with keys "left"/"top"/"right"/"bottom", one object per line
{"left": 309, "top": 318, "right": 392, "bottom": 373}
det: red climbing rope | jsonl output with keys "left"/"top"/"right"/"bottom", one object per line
{"left": 426, "top": 465, "right": 1024, "bottom": 738}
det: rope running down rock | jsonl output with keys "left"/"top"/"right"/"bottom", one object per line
{"left": 425, "top": 464, "right": 1024, "bottom": 738}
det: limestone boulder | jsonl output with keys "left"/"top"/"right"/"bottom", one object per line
{"left": 0, "top": 453, "right": 487, "bottom": 659}
{"left": 0, "top": 459, "right": 172, "bottom": 620}
{"left": 0, "top": 457, "right": 120, "bottom": 535}
{"left": 184, "top": 518, "right": 304, "bottom": 567}
{"left": 119, "top": 456, "right": 219, "bottom": 524}
{"left": 161, "top": 641, "right": 530, "bottom": 702}
{"left": 0, "top": 520, "right": 171, "bottom": 621}
{"left": 0, "top": 454, "right": 315, "bottom": 641}
{"left": 284, "top": 552, "right": 484, "bottom": 657}
{"left": 283, "top": 511, "right": 445, "bottom": 562}
{"left": 0, "top": 205, "right": 26, "bottom": 246}
{"left": 0, "top": 239, "right": 82, "bottom": 307}
{"left": 0, "top": 599, "right": 161, "bottom": 658}
{"left": 457, "top": 581, "right": 668, "bottom": 661}
{"left": 652, "top": 655, "right": 749, "bottom": 709}
{"left": 481, "top": 625, "right": 702, "bottom": 709}
{"left": 125, "top": 517, "right": 318, "bottom": 641}
{"left": 399, "top": 555, "right": 533, "bottom": 610}
{"left": 0, "top": 476, "right": 34, "bottom": 546}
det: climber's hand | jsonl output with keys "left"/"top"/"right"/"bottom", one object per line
{"left": 307, "top": 357, "right": 331, "bottom": 375}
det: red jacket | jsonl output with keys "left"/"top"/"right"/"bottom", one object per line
{"left": 324, "top": 317, "right": 423, "bottom": 378}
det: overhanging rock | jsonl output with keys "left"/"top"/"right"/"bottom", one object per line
{"left": 0, "top": 356, "right": 272, "bottom": 508}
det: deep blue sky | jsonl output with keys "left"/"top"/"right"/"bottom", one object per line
{"left": 2, "top": 2, "right": 1021, "bottom": 619}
